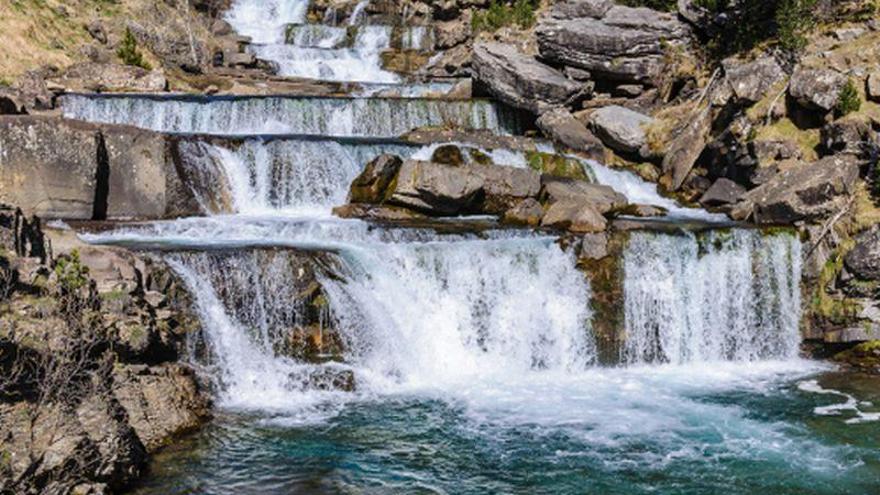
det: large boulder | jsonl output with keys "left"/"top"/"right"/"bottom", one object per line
{"left": 740, "top": 155, "right": 860, "bottom": 223}
{"left": 537, "top": 4, "right": 690, "bottom": 85}
{"left": 387, "top": 160, "right": 485, "bottom": 215}
{"left": 820, "top": 117, "right": 873, "bottom": 156}
{"left": 348, "top": 154, "right": 403, "bottom": 203}
{"left": 470, "top": 163, "right": 542, "bottom": 214}
{"left": 588, "top": 105, "right": 653, "bottom": 155}
{"left": 789, "top": 66, "right": 848, "bottom": 112}
{"left": 0, "top": 116, "right": 198, "bottom": 220}
{"left": 472, "top": 43, "right": 584, "bottom": 114}
{"left": 0, "top": 117, "right": 101, "bottom": 219}
{"left": 536, "top": 108, "right": 605, "bottom": 160}
{"left": 112, "top": 364, "right": 211, "bottom": 453}
{"left": 541, "top": 177, "right": 628, "bottom": 214}
{"left": 699, "top": 178, "right": 746, "bottom": 207}
{"left": 661, "top": 106, "right": 713, "bottom": 191}
{"left": 844, "top": 227, "right": 880, "bottom": 281}
{"left": 722, "top": 56, "right": 786, "bottom": 104}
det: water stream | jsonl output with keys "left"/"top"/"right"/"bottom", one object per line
{"left": 66, "top": 2, "right": 880, "bottom": 491}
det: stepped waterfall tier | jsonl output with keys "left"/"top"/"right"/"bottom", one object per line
{"left": 7, "top": 0, "right": 879, "bottom": 493}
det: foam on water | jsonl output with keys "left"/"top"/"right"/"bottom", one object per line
{"left": 798, "top": 380, "right": 880, "bottom": 424}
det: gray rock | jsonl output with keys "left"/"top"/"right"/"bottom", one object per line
{"left": 661, "top": 106, "right": 712, "bottom": 191}
{"left": 333, "top": 203, "right": 427, "bottom": 221}
{"left": 551, "top": 0, "right": 614, "bottom": 19}
{"left": 844, "top": 227, "right": 880, "bottom": 281}
{"left": 699, "top": 178, "right": 746, "bottom": 207}
{"left": 538, "top": 4, "right": 690, "bottom": 85}
{"left": 789, "top": 66, "right": 848, "bottom": 112}
{"left": 677, "top": 0, "right": 710, "bottom": 28}
{"left": 541, "top": 200, "right": 607, "bottom": 233}
{"left": 564, "top": 66, "right": 593, "bottom": 81}
{"left": 578, "top": 232, "right": 609, "bottom": 260}
{"left": 389, "top": 160, "right": 485, "bottom": 215}
{"left": 866, "top": 72, "right": 880, "bottom": 103}
{"left": 541, "top": 177, "right": 628, "bottom": 214}
{"left": 722, "top": 56, "right": 786, "bottom": 104}
{"left": 348, "top": 154, "right": 403, "bottom": 203}
{"left": 0, "top": 117, "right": 101, "bottom": 219}
{"left": 741, "top": 155, "right": 860, "bottom": 224}
{"left": 622, "top": 204, "right": 667, "bottom": 217}
{"left": 820, "top": 117, "right": 872, "bottom": 156}
{"left": 472, "top": 43, "right": 584, "bottom": 114}
{"left": 502, "top": 198, "right": 544, "bottom": 226}
{"left": 470, "top": 164, "right": 542, "bottom": 214}
{"left": 102, "top": 125, "right": 175, "bottom": 219}
{"left": 536, "top": 108, "right": 605, "bottom": 160}
{"left": 435, "top": 19, "right": 470, "bottom": 49}
{"left": 588, "top": 105, "right": 653, "bottom": 155}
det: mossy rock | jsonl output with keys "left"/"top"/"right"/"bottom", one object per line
{"left": 526, "top": 151, "right": 590, "bottom": 181}
{"left": 833, "top": 340, "right": 880, "bottom": 373}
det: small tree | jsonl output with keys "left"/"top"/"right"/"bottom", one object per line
{"left": 117, "top": 28, "right": 151, "bottom": 70}
{"left": 835, "top": 79, "right": 862, "bottom": 117}
{"left": 776, "top": 0, "right": 817, "bottom": 52}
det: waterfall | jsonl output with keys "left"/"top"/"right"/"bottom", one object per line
{"left": 61, "top": 94, "right": 518, "bottom": 137}
{"left": 621, "top": 229, "right": 803, "bottom": 364}
{"left": 224, "top": 0, "right": 309, "bottom": 44}
{"left": 165, "top": 249, "right": 352, "bottom": 413}
{"left": 174, "top": 137, "right": 415, "bottom": 215}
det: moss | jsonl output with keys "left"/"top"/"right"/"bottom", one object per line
{"left": 753, "top": 118, "right": 820, "bottom": 161}
{"left": 833, "top": 340, "right": 880, "bottom": 371}
{"left": 525, "top": 151, "right": 588, "bottom": 180}
{"left": 577, "top": 231, "right": 630, "bottom": 365}
{"left": 811, "top": 239, "right": 862, "bottom": 324}
{"left": 100, "top": 289, "right": 128, "bottom": 302}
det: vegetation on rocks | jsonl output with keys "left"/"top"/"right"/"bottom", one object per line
{"left": 836, "top": 78, "right": 863, "bottom": 117}
{"left": 472, "top": 0, "right": 539, "bottom": 33}
{"left": 116, "top": 28, "right": 151, "bottom": 70}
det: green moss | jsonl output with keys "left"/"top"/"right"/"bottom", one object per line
{"left": 525, "top": 151, "right": 589, "bottom": 181}
{"left": 577, "top": 231, "right": 630, "bottom": 365}
{"left": 811, "top": 239, "right": 862, "bottom": 324}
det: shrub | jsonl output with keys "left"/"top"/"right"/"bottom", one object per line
{"left": 117, "top": 28, "right": 151, "bottom": 70}
{"left": 472, "top": 0, "right": 538, "bottom": 33}
{"left": 835, "top": 79, "right": 861, "bottom": 117}
{"left": 776, "top": 0, "right": 817, "bottom": 52}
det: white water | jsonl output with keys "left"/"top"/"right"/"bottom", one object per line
{"left": 174, "top": 138, "right": 415, "bottom": 215}
{"left": 622, "top": 230, "right": 803, "bottom": 364}
{"left": 225, "top": 0, "right": 407, "bottom": 83}
{"left": 61, "top": 94, "right": 515, "bottom": 137}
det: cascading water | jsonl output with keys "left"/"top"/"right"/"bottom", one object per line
{"left": 60, "top": 94, "right": 517, "bottom": 137}
{"left": 621, "top": 230, "right": 803, "bottom": 364}
{"left": 225, "top": 0, "right": 413, "bottom": 83}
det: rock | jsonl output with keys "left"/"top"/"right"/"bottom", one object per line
{"left": 502, "top": 198, "right": 545, "bottom": 226}
{"left": 537, "top": 4, "right": 690, "bottom": 85}
{"left": 101, "top": 125, "right": 175, "bottom": 219}
{"left": 332, "top": 203, "right": 427, "bottom": 221}
{"left": 541, "top": 201, "right": 607, "bottom": 233}
{"left": 541, "top": 177, "right": 628, "bottom": 214}
{"left": 11, "top": 68, "right": 57, "bottom": 111}
{"left": 832, "top": 27, "right": 866, "bottom": 41}
{"left": 845, "top": 227, "right": 880, "bottom": 281}
{"left": 677, "top": 0, "right": 710, "bottom": 28}
{"left": 112, "top": 364, "right": 211, "bottom": 452}
{"left": 86, "top": 20, "right": 108, "bottom": 44}
{"left": 661, "top": 106, "right": 712, "bottom": 191}
{"left": 741, "top": 155, "right": 860, "bottom": 224}
{"left": 613, "top": 84, "right": 644, "bottom": 98}
{"left": 588, "top": 105, "right": 653, "bottom": 156}
{"left": 699, "top": 178, "right": 746, "bottom": 207}
{"left": 550, "top": 0, "right": 614, "bottom": 20}
{"left": 536, "top": 108, "right": 605, "bottom": 160}
{"left": 58, "top": 62, "right": 167, "bottom": 92}
{"left": 435, "top": 19, "right": 470, "bottom": 49}
{"left": 821, "top": 117, "right": 872, "bottom": 156}
{"left": 228, "top": 52, "right": 257, "bottom": 68}
{"left": 431, "top": 145, "right": 466, "bottom": 166}
{"left": 564, "top": 66, "right": 592, "bottom": 81}
{"left": 388, "top": 160, "right": 485, "bottom": 215}
{"left": 472, "top": 43, "right": 584, "bottom": 114}
{"left": 868, "top": 72, "right": 880, "bottom": 103}
{"left": 789, "top": 66, "right": 848, "bottom": 112}
{"left": 421, "top": 43, "right": 471, "bottom": 78}
{"left": 471, "top": 165, "right": 542, "bottom": 214}
{"left": 211, "top": 19, "right": 233, "bottom": 36}
{"left": 0, "top": 117, "right": 101, "bottom": 219}
{"left": 578, "top": 232, "right": 609, "bottom": 260}
{"left": 348, "top": 154, "right": 403, "bottom": 203}
{"left": 622, "top": 204, "right": 667, "bottom": 217}
{"left": 722, "top": 56, "right": 786, "bottom": 104}
{"left": 0, "top": 88, "right": 26, "bottom": 115}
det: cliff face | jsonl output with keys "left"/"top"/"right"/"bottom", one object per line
{"left": 0, "top": 208, "right": 211, "bottom": 494}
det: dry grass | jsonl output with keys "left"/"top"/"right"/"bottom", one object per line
{"left": 0, "top": 0, "right": 216, "bottom": 83}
